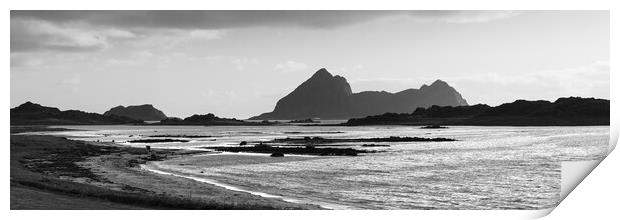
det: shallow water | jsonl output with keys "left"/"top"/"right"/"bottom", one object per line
{"left": 48, "top": 125, "right": 609, "bottom": 209}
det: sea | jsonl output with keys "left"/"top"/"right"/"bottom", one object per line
{"left": 41, "top": 125, "right": 610, "bottom": 210}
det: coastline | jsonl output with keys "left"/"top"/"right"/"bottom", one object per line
{"left": 140, "top": 162, "right": 354, "bottom": 210}
{"left": 11, "top": 125, "right": 607, "bottom": 210}
{"left": 10, "top": 126, "right": 322, "bottom": 210}
{"left": 141, "top": 152, "right": 361, "bottom": 209}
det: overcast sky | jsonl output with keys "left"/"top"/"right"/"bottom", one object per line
{"left": 10, "top": 10, "right": 609, "bottom": 119}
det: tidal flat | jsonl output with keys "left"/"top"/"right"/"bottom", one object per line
{"left": 10, "top": 127, "right": 321, "bottom": 210}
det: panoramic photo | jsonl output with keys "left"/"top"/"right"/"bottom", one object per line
{"left": 10, "top": 10, "right": 610, "bottom": 210}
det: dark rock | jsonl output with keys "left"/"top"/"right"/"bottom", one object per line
{"left": 421, "top": 125, "right": 448, "bottom": 129}
{"left": 205, "top": 145, "right": 373, "bottom": 156}
{"left": 270, "top": 152, "right": 285, "bottom": 157}
{"left": 361, "top": 144, "right": 390, "bottom": 147}
{"left": 250, "top": 68, "right": 467, "bottom": 120}
{"left": 128, "top": 139, "right": 189, "bottom": 143}
{"left": 271, "top": 136, "right": 457, "bottom": 144}
{"left": 103, "top": 104, "right": 168, "bottom": 121}
{"left": 10, "top": 102, "right": 142, "bottom": 125}
{"left": 159, "top": 117, "right": 183, "bottom": 124}
{"left": 254, "top": 143, "right": 271, "bottom": 148}
{"left": 289, "top": 118, "right": 318, "bottom": 123}
{"left": 158, "top": 114, "right": 252, "bottom": 126}
{"left": 148, "top": 135, "right": 213, "bottom": 138}
{"left": 345, "top": 97, "right": 609, "bottom": 126}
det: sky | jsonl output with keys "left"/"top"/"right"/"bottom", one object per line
{"left": 10, "top": 11, "right": 609, "bottom": 119}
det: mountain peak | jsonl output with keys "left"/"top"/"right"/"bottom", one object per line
{"left": 12, "top": 101, "right": 60, "bottom": 113}
{"left": 430, "top": 79, "right": 449, "bottom": 87}
{"left": 250, "top": 71, "right": 468, "bottom": 120}
{"left": 300, "top": 68, "right": 352, "bottom": 96}
{"left": 18, "top": 101, "right": 40, "bottom": 108}
{"left": 311, "top": 68, "right": 333, "bottom": 79}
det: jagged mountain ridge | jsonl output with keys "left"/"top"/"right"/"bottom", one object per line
{"left": 251, "top": 68, "right": 468, "bottom": 120}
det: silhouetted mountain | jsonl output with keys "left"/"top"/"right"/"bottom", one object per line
{"left": 103, "top": 104, "right": 167, "bottom": 121}
{"left": 157, "top": 113, "right": 269, "bottom": 126}
{"left": 250, "top": 68, "right": 468, "bottom": 120}
{"left": 11, "top": 102, "right": 142, "bottom": 125}
{"left": 345, "top": 97, "right": 609, "bottom": 126}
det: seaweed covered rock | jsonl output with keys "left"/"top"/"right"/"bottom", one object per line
{"left": 270, "top": 152, "right": 285, "bottom": 157}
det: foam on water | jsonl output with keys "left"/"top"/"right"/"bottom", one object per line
{"left": 47, "top": 125, "right": 609, "bottom": 209}
{"left": 140, "top": 163, "right": 355, "bottom": 209}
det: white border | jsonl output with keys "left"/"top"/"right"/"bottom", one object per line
{"left": 4, "top": 1, "right": 618, "bottom": 219}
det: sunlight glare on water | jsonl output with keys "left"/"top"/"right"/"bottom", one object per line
{"left": 50, "top": 125, "right": 609, "bottom": 209}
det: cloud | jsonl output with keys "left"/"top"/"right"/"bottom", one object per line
{"left": 402, "top": 11, "right": 520, "bottom": 23}
{"left": 11, "top": 11, "right": 387, "bottom": 30}
{"left": 231, "top": 58, "right": 259, "bottom": 71}
{"left": 442, "top": 61, "right": 610, "bottom": 104}
{"left": 10, "top": 16, "right": 224, "bottom": 53}
{"left": 11, "top": 11, "right": 519, "bottom": 53}
{"left": 12, "top": 10, "right": 518, "bottom": 30}
{"left": 60, "top": 74, "right": 81, "bottom": 85}
{"left": 348, "top": 61, "right": 609, "bottom": 104}
{"left": 275, "top": 61, "right": 308, "bottom": 73}
{"left": 333, "top": 64, "right": 364, "bottom": 75}
{"left": 202, "top": 55, "right": 260, "bottom": 70}
{"left": 10, "top": 53, "right": 43, "bottom": 68}
{"left": 448, "top": 61, "right": 609, "bottom": 86}
{"left": 354, "top": 61, "right": 609, "bottom": 89}
{"left": 11, "top": 18, "right": 138, "bottom": 53}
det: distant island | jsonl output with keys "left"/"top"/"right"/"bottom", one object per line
{"left": 10, "top": 102, "right": 141, "bottom": 125}
{"left": 289, "top": 118, "right": 319, "bottom": 123}
{"left": 156, "top": 113, "right": 274, "bottom": 126}
{"left": 250, "top": 68, "right": 467, "bottom": 120}
{"left": 104, "top": 104, "right": 168, "bottom": 121}
{"left": 10, "top": 96, "right": 609, "bottom": 127}
{"left": 344, "top": 97, "right": 610, "bottom": 126}
{"left": 10, "top": 102, "right": 267, "bottom": 126}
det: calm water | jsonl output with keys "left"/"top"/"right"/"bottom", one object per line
{"left": 47, "top": 125, "right": 609, "bottom": 209}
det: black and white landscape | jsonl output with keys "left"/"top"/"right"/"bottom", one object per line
{"left": 10, "top": 10, "right": 610, "bottom": 210}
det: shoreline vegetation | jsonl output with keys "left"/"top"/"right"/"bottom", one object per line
{"left": 10, "top": 126, "right": 321, "bottom": 210}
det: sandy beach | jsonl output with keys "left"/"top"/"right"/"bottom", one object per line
{"left": 10, "top": 127, "right": 322, "bottom": 210}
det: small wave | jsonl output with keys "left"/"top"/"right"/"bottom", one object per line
{"left": 140, "top": 163, "right": 353, "bottom": 209}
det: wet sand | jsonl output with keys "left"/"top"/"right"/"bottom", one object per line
{"left": 10, "top": 131, "right": 322, "bottom": 210}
